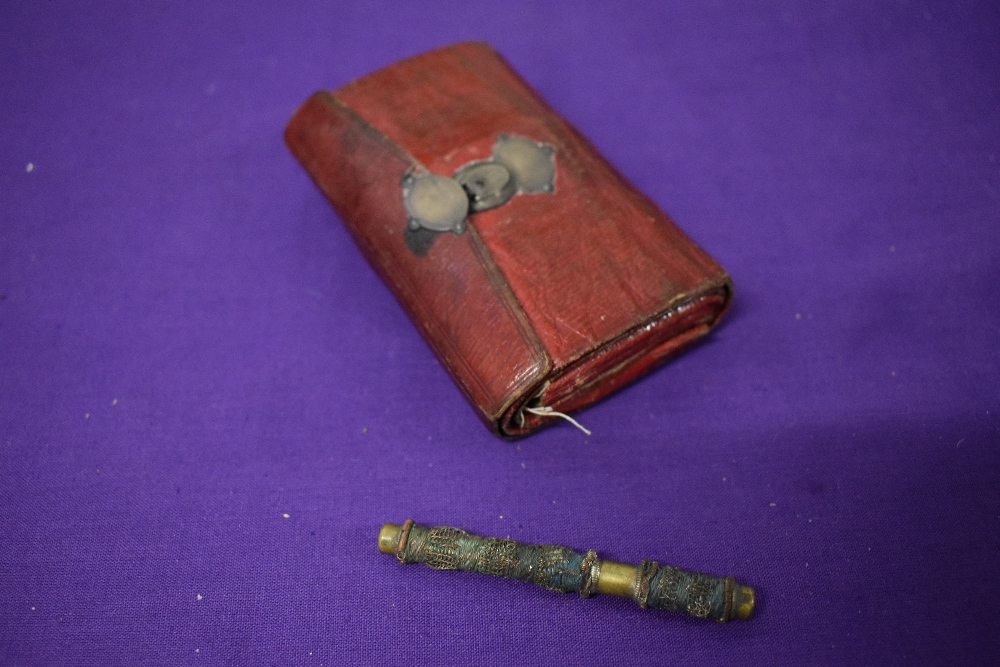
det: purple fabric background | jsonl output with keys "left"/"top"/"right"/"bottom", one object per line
{"left": 2, "top": 1, "right": 998, "bottom": 664}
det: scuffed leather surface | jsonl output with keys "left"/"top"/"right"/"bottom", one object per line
{"left": 2, "top": 2, "right": 998, "bottom": 664}
{"left": 292, "top": 43, "right": 732, "bottom": 434}
{"left": 286, "top": 93, "right": 547, "bottom": 423}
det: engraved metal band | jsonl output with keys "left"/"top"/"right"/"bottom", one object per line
{"left": 633, "top": 559, "right": 659, "bottom": 609}
{"left": 395, "top": 518, "right": 415, "bottom": 563}
{"left": 579, "top": 549, "right": 602, "bottom": 598}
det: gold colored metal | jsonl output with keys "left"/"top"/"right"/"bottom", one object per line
{"left": 378, "top": 523, "right": 401, "bottom": 555}
{"left": 378, "top": 521, "right": 756, "bottom": 622}
{"left": 734, "top": 585, "right": 756, "bottom": 620}
{"left": 594, "top": 560, "right": 638, "bottom": 598}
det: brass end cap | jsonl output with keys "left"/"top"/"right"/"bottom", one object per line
{"left": 378, "top": 523, "right": 401, "bottom": 555}
{"left": 734, "top": 585, "right": 755, "bottom": 620}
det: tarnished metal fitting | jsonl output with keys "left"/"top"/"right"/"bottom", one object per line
{"left": 378, "top": 521, "right": 755, "bottom": 622}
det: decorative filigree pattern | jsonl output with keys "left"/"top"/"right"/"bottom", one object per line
{"left": 528, "top": 545, "right": 574, "bottom": 592}
{"left": 685, "top": 574, "right": 713, "bottom": 618}
{"left": 424, "top": 526, "right": 464, "bottom": 570}
{"left": 389, "top": 521, "right": 747, "bottom": 622}
{"left": 653, "top": 565, "right": 682, "bottom": 610}
{"left": 477, "top": 538, "right": 519, "bottom": 577}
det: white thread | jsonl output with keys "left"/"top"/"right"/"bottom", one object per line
{"left": 524, "top": 406, "right": 592, "bottom": 436}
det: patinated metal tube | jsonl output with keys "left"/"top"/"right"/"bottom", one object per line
{"left": 378, "top": 520, "right": 755, "bottom": 622}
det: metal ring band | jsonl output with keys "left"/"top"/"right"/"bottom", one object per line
{"left": 396, "top": 519, "right": 415, "bottom": 563}
{"left": 633, "top": 559, "right": 659, "bottom": 609}
{"left": 587, "top": 559, "right": 602, "bottom": 598}
{"left": 722, "top": 576, "right": 734, "bottom": 623}
{"left": 579, "top": 549, "right": 601, "bottom": 598}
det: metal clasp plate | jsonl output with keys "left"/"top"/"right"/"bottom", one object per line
{"left": 403, "top": 134, "right": 556, "bottom": 255}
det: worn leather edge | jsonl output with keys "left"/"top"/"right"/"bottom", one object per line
{"left": 499, "top": 278, "right": 733, "bottom": 437}
{"left": 289, "top": 43, "right": 734, "bottom": 437}
{"left": 285, "top": 91, "right": 548, "bottom": 433}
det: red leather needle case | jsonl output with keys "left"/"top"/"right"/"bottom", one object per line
{"left": 285, "top": 42, "right": 732, "bottom": 437}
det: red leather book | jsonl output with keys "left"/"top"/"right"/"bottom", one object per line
{"left": 285, "top": 42, "right": 732, "bottom": 437}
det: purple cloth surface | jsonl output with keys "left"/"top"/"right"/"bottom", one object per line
{"left": 2, "top": 1, "right": 998, "bottom": 664}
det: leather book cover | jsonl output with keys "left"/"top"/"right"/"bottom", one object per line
{"left": 285, "top": 42, "right": 733, "bottom": 437}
